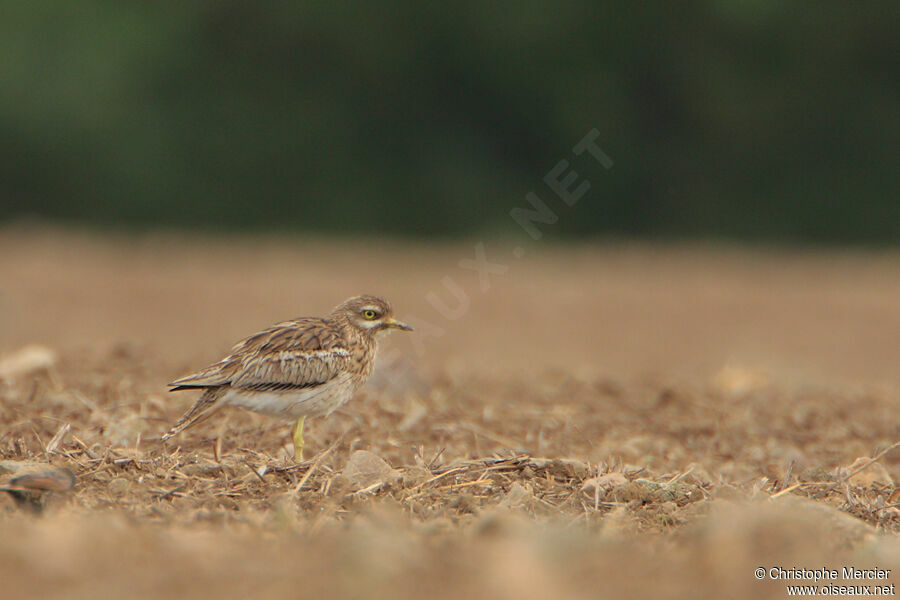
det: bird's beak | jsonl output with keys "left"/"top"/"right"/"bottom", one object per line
{"left": 384, "top": 318, "right": 414, "bottom": 331}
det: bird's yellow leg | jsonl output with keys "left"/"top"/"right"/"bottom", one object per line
{"left": 291, "top": 416, "right": 306, "bottom": 462}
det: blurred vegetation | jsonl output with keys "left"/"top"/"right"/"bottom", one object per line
{"left": 0, "top": 2, "right": 897, "bottom": 243}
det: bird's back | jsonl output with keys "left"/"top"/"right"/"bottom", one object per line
{"left": 169, "top": 317, "right": 350, "bottom": 391}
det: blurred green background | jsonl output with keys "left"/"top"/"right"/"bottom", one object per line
{"left": 1, "top": 2, "right": 897, "bottom": 243}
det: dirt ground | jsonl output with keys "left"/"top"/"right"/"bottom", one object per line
{"left": 1, "top": 225, "right": 898, "bottom": 599}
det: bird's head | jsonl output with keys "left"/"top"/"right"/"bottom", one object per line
{"left": 331, "top": 295, "right": 414, "bottom": 336}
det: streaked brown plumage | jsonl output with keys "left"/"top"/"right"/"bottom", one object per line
{"left": 161, "top": 295, "right": 413, "bottom": 460}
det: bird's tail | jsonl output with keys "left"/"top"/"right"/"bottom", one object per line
{"left": 160, "top": 387, "right": 226, "bottom": 441}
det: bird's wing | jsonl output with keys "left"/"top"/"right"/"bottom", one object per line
{"left": 169, "top": 318, "right": 351, "bottom": 391}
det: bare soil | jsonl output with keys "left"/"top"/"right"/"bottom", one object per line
{"left": 1, "top": 226, "right": 898, "bottom": 599}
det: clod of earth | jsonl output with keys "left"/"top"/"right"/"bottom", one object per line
{"left": 0, "top": 461, "right": 76, "bottom": 513}
{"left": 341, "top": 450, "right": 401, "bottom": 492}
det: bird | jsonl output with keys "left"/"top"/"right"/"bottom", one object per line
{"left": 161, "top": 295, "right": 413, "bottom": 461}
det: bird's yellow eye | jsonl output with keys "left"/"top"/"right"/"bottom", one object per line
{"left": 362, "top": 310, "right": 377, "bottom": 320}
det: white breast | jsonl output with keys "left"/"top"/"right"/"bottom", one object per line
{"left": 222, "top": 374, "right": 357, "bottom": 419}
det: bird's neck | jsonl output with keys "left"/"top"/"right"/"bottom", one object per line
{"left": 330, "top": 314, "right": 378, "bottom": 352}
